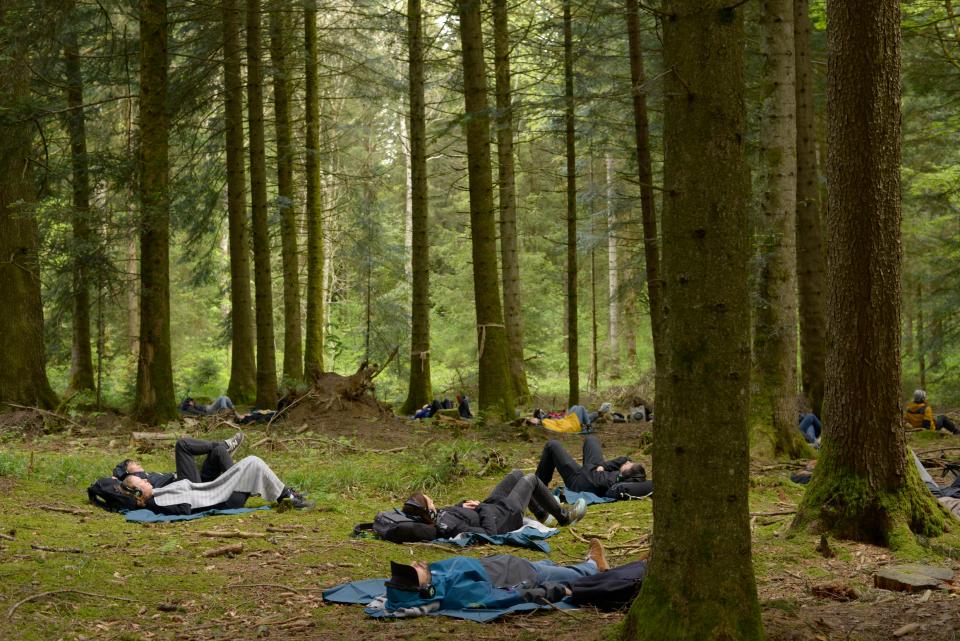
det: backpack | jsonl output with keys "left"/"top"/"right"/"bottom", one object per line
{"left": 569, "top": 560, "right": 647, "bottom": 610}
{"left": 353, "top": 508, "right": 436, "bottom": 543}
{"left": 606, "top": 480, "right": 654, "bottom": 500}
{"left": 87, "top": 477, "right": 140, "bottom": 512}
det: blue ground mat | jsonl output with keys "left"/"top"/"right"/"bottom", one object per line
{"left": 322, "top": 579, "right": 575, "bottom": 622}
{"left": 438, "top": 522, "right": 559, "bottom": 553}
{"left": 125, "top": 505, "right": 271, "bottom": 522}
{"left": 553, "top": 487, "right": 616, "bottom": 505}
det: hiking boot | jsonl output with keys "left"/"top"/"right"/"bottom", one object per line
{"left": 560, "top": 498, "right": 587, "bottom": 526}
{"left": 543, "top": 514, "right": 559, "bottom": 528}
{"left": 277, "top": 487, "right": 314, "bottom": 510}
{"left": 224, "top": 431, "right": 245, "bottom": 456}
{"left": 588, "top": 538, "right": 610, "bottom": 572}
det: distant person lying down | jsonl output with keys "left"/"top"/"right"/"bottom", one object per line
{"left": 121, "top": 455, "right": 312, "bottom": 515}
{"left": 535, "top": 436, "right": 652, "bottom": 499}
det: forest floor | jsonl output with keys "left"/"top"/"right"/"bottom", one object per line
{"left": 0, "top": 403, "right": 958, "bottom": 641}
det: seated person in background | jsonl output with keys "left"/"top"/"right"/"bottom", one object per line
{"left": 904, "top": 389, "right": 959, "bottom": 435}
{"left": 798, "top": 413, "right": 822, "bottom": 446}
{"left": 375, "top": 539, "right": 609, "bottom": 615}
{"left": 457, "top": 394, "right": 473, "bottom": 419}
{"left": 402, "top": 469, "right": 588, "bottom": 540}
{"left": 179, "top": 395, "right": 236, "bottom": 416}
{"left": 121, "top": 454, "right": 312, "bottom": 515}
{"left": 114, "top": 433, "right": 245, "bottom": 486}
{"left": 412, "top": 399, "right": 442, "bottom": 420}
{"left": 536, "top": 436, "right": 651, "bottom": 499}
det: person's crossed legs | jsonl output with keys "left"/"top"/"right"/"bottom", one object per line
{"left": 175, "top": 437, "right": 234, "bottom": 483}
{"left": 486, "top": 469, "right": 570, "bottom": 524}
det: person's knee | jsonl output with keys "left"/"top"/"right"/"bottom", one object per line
{"left": 544, "top": 439, "right": 562, "bottom": 452}
{"left": 522, "top": 473, "right": 538, "bottom": 486}
{"left": 507, "top": 469, "right": 524, "bottom": 481}
{"left": 175, "top": 439, "right": 189, "bottom": 452}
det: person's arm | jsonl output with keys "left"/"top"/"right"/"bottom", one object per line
{"left": 516, "top": 583, "right": 569, "bottom": 603}
{"left": 924, "top": 405, "right": 936, "bottom": 430}
{"left": 599, "top": 456, "right": 630, "bottom": 471}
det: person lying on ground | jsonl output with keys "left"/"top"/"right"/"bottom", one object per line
{"left": 904, "top": 389, "right": 959, "bottom": 435}
{"left": 376, "top": 539, "right": 609, "bottom": 615}
{"left": 798, "top": 413, "right": 822, "bottom": 447}
{"left": 179, "top": 396, "right": 236, "bottom": 416}
{"left": 113, "top": 433, "right": 245, "bottom": 488}
{"left": 400, "top": 469, "right": 588, "bottom": 541}
{"left": 412, "top": 399, "right": 443, "bottom": 420}
{"left": 912, "top": 450, "right": 960, "bottom": 519}
{"left": 536, "top": 436, "right": 651, "bottom": 499}
{"left": 121, "top": 454, "right": 312, "bottom": 515}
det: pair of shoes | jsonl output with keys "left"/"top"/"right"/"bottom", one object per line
{"left": 224, "top": 431, "right": 245, "bottom": 455}
{"left": 588, "top": 538, "right": 610, "bottom": 572}
{"left": 278, "top": 487, "right": 315, "bottom": 510}
{"left": 562, "top": 498, "right": 588, "bottom": 526}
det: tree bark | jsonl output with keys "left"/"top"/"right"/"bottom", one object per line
{"left": 303, "top": 0, "right": 325, "bottom": 380}
{"left": 222, "top": 0, "right": 256, "bottom": 403}
{"left": 619, "top": 2, "right": 763, "bottom": 638}
{"left": 247, "top": 0, "right": 279, "bottom": 407}
{"left": 563, "top": 1, "right": 579, "bottom": 407}
{"left": 400, "top": 0, "right": 432, "bottom": 414}
{"left": 606, "top": 153, "right": 620, "bottom": 379}
{"left": 63, "top": 21, "right": 96, "bottom": 394}
{"left": 794, "top": 0, "right": 827, "bottom": 418}
{"left": 134, "top": 0, "right": 177, "bottom": 423}
{"left": 792, "top": 0, "right": 944, "bottom": 545}
{"left": 270, "top": 0, "right": 303, "bottom": 383}
{"left": 457, "top": 0, "right": 515, "bottom": 419}
{"left": 753, "top": 0, "right": 808, "bottom": 459}
{"left": 493, "top": 0, "right": 529, "bottom": 403}
{"left": 0, "top": 5, "right": 58, "bottom": 410}
{"left": 917, "top": 281, "right": 926, "bottom": 390}
{"left": 624, "top": 0, "right": 663, "bottom": 370}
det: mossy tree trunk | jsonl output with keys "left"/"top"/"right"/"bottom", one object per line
{"left": 794, "top": 0, "right": 827, "bottom": 418}
{"left": 792, "top": 0, "right": 945, "bottom": 544}
{"left": 247, "top": 0, "right": 279, "bottom": 407}
{"left": 624, "top": 0, "right": 663, "bottom": 371}
{"left": 619, "top": 2, "right": 763, "bottom": 639}
{"left": 457, "top": 0, "right": 515, "bottom": 420}
{"left": 563, "top": 0, "right": 579, "bottom": 407}
{"left": 222, "top": 0, "right": 257, "bottom": 403}
{"left": 134, "top": 0, "right": 177, "bottom": 423}
{"left": 753, "top": 0, "right": 809, "bottom": 459}
{"left": 270, "top": 1, "right": 303, "bottom": 384}
{"left": 63, "top": 20, "right": 96, "bottom": 394}
{"left": 493, "top": 0, "right": 529, "bottom": 404}
{"left": 400, "top": 0, "right": 432, "bottom": 414}
{"left": 303, "top": 0, "right": 325, "bottom": 381}
{"left": 0, "top": 5, "right": 58, "bottom": 410}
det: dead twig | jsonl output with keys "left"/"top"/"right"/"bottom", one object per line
{"left": 749, "top": 510, "right": 797, "bottom": 517}
{"left": 198, "top": 530, "right": 267, "bottom": 540}
{"left": 30, "top": 544, "right": 84, "bottom": 553}
{"left": 39, "top": 506, "right": 91, "bottom": 516}
{"left": 3, "top": 403, "right": 83, "bottom": 429}
{"left": 7, "top": 590, "right": 135, "bottom": 617}
{"left": 0, "top": 532, "right": 15, "bottom": 541}
{"left": 267, "top": 390, "right": 317, "bottom": 429}
{"left": 225, "top": 582, "right": 304, "bottom": 595}
{"left": 369, "top": 345, "right": 399, "bottom": 381}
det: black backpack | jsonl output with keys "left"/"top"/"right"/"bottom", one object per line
{"left": 606, "top": 480, "right": 654, "bottom": 500}
{"left": 353, "top": 508, "right": 437, "bottom": 543}
{"left": 87, "top": 477, "right": 140, "bottom": 513}
{"left": 569, "top": 560, "right": 647, "bottom": 610}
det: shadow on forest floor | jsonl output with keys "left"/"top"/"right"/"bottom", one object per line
{"left": 0, "top": 410, "right": 958, "bottom": 640}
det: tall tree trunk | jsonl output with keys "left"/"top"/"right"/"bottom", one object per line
{"left": 493, "top": 0, "right": 529, "bottom": 403}
{"left": 0, "top": 6, "right": 58, "bottom": 410}
{"left": 303, "top": 0, "right": 325, "bottom": 380}
{"left": 794, "top": 0, "right": 827, "bottom": 418}
{"left": 222, "top": 0, "right": 256, "bottom": 402}
{"left": 457, "top": 0, "right": 515, "bottom": 419}
{"left": 606, "top": 153, "right": 620, "bottom": 378}
{"left": 792, "top": 0, "right": 944, "bottom": 545}
{"left": 917, "top": 281, "right": 926, "bottom": 389}
{"left": 400, "top": 110, "right": 413, "bottom": 278}
{"left": 63, "top": 22, "right": 95, "bottom": 394}
{"left": 270, "top": 1, "right": 302, "bottom": 383}
{"left": 624, "top": 0, "right": 663, "bottom": 370}
{"left": 753, "top": 0, "right": 808, "bottom": 459}
{"left": 127, "top": 235, "right": 140, "bottom": 354}
{"left": 134, "top": 0, "right": 177, "bottom": 423}
{"left": 401, "top": 0, "right": 433, "bottom": 414}
{"left": 563, "top": 1, "right": 579, "bottom": 407}
{"left": 247, "top": 0, "right": 279, "bottom": 406}
{"left": 619, "top": 2, "right": 763, "bottom": 638}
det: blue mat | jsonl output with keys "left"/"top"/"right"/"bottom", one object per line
{"left": 553, "top": 487, "right": 615, "bottom": 505}
{"left": 438, "top": 523, "right": 558, "bottom": 553}
{"left": 323, "top": 579, "right": 575, "bottom": 622}
{"left": 125, "top": 505, "right": 271, "bottom": 522}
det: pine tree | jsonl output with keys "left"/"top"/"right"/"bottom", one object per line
{"left": 619, "top": 2, "right": 763, "bottom": 638}
{"left": 303, "top": 0, "right": 325, "bottom": 380}
{"left": 563, "top": 0, "right": 579, "bottom": 407}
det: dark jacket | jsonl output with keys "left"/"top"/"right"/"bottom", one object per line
{"left": 577, "top": 456, "right": 632, "bottom": 494}
{"left": 435, "top": 500, "right": 522, "bottom": 539}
